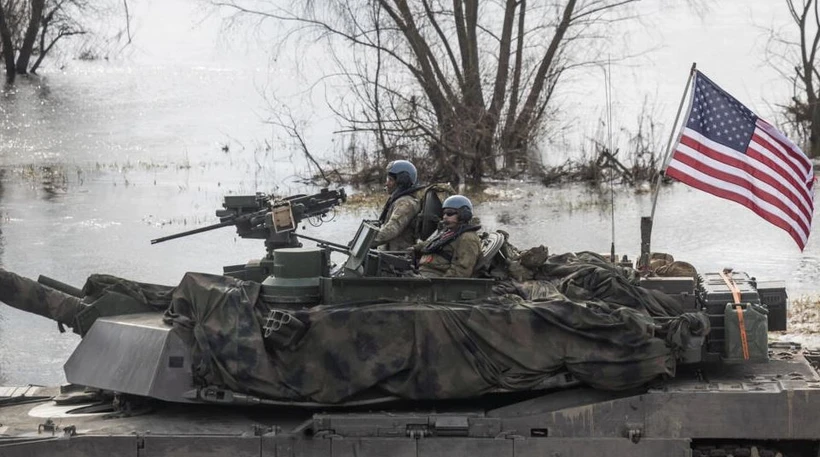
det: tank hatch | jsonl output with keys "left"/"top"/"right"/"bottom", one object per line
{"left": 260, "top": 247, "right": 325, "bottom": 305}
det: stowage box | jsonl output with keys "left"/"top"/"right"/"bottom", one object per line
{"left": 700, "top": 271, "right": 761, "bottom": 356}
{"left": 639, "top": 277, "right": 697, "bottom": 311}
{"left": 756, "top": 280, "right": 788, "bottom": 332}
{"left": 701, "top": 272, "right": 761, "bottom": 312}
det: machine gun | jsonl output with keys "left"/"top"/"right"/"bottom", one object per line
{"left": 151, "top": 188, "right": 347, "bottom": 259}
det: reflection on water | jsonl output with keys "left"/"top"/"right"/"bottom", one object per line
{"left": 35, "top": 166, "right": 69, "bottom": 200}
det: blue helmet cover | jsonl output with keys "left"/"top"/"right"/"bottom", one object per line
{"left": 386, "top": 160, "right": 418, "bottom": 186}
{"left": 442, "top": 194, "right": 473, "bottom": 221}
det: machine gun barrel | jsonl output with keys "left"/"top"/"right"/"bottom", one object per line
{"left": 149, "top": 188, "right": 346, "bottom": 250}
{"left": 150, "top": 220, "right": 236, "bottom": 245}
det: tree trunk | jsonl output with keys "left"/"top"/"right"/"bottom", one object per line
{"left": 500, "top": 0, "right": 575, "bottom": 171}
{"left": 16, "top": 0, "right": 45, "bottom": 74}
{"left": 501, "top": 0, "right": 527, "bottom": 171}
{"left": 810, "top": 97, "right": 820, "bottom": 158}
{"left": 0, "top": 3, "right": 15, "bottom": 84}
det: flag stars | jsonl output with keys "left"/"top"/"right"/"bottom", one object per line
{"left": 687, "top": 74, "right": 757, "bottom": 151}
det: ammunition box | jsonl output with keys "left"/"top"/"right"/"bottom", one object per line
{"left": 756, "top": 280, "right": 788, "bottom": 331}
{"left": 222, "top": 195, "right": 260, "bottom": 208}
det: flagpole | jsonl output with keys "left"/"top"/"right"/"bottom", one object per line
{"left": 650, "top": 62, "right": 698, "bottom": 220}
{"left": 638, "top": 62, "right": 697, "bottom": 270}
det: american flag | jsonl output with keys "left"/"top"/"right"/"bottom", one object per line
{"left": 666, "top": 71, "right": 816, "bottom": 250}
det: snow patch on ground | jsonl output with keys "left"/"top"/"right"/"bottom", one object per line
{"left": 769, "top": 295, "right": 820, "bottom": 348}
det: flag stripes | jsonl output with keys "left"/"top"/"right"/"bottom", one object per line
{"left": 665, "top": 71, "right": 815, "bottom": 250}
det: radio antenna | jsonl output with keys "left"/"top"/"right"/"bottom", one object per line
{"left": 604, "top": 58, "right": 616, "bottom": 264}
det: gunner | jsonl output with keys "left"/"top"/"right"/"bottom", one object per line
{"left": 371, "top": 160, "right": 422, "bottom": 251}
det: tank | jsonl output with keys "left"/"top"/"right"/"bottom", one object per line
{"left": 0, "top": 189, "right": 816, "bottom": 457}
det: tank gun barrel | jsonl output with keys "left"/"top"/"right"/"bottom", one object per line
{"left": 38, "top": 275, "right": 84, "bottom": 298}
{"left": 0, "top": 269, "right": 87, "bottom": 330}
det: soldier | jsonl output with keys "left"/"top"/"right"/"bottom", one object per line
{"left": 372, "top": 160, "right": 422, "bottom": 251}
{"left": 412, "top": 195, "right": 481, "bottom": 278}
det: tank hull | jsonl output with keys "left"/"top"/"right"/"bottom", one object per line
{"left": 2, "top": 348, "right": 819, "bottom": 457}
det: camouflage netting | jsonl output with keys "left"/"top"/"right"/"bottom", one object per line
{"left": 158, "top": 251, "right": 706, "bottom": 403}
{"left": 0, "top": 251, "right": 709, "bottom": 404}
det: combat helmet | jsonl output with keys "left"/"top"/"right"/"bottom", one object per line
{"left": 386, "top": 160, "right": 418, "bottom": 188}
{"left": 442, "top": 194, "right": 473, "bottom": 222}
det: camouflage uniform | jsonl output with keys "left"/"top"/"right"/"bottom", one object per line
{"left": 373, "top": 193, "right": 421, "bottom": 251}
{"left": 415, "top": 219, "right": 482, "bottom": 278}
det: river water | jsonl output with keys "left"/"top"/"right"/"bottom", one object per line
{"left": 0, "top": 0, "right": 818, "bottom": 386}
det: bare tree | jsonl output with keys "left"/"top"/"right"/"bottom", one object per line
{"left": 14, "top": 0, "right": 43, "bottom": 74}
{"left": 0, "top": 2, "right": 16, "bottom": 83}
{"left": 29, "top": 0, "right": 92, "bottom": 74}
{"left": 766, "top": 0, "right": 820, "bottom": 158}
{"left": 0, "top": 0, "right": 129, "bottom": 81}
{"left": 213, "top": 0, "right": 640, "bottom": 185}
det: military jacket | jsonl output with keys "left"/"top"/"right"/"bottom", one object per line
{"left": 415, "top": 220, "right": 482, "bottom": 278}
{"left": 373, "top": 194, "right": 421, "bottom": 251}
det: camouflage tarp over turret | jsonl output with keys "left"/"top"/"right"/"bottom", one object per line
{"left": 155, "top": 251, "right": 707, "bottom": 404}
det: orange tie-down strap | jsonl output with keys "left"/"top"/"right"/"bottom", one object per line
{"left": 735, "top": 305, "right": 750, "bottom": 360}
{"left": 719, "top": 270, "right": 742, "bottom": 304}
{"left": 720, "top": 270, "right": 750, "bottom": 360}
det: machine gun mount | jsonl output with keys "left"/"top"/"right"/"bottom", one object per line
{"left": 150, "top": 188, "right": 347, "bottom": 260}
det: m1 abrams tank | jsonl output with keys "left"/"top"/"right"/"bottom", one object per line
{"left": 0, "top": 188, "right": 816, "bottom": 457}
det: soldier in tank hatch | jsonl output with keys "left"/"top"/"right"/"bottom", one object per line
{"left": 412, "top": 195, "right": 482, "bottom": 278}
{"left": 371, "top": 160, "right": 423, "bottom": 251}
